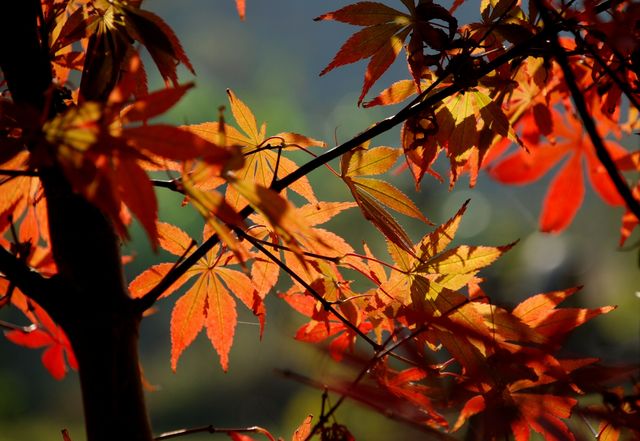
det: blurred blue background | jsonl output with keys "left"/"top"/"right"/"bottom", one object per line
{"left": 1, "top": 1, "right": 638, "bottom": 440}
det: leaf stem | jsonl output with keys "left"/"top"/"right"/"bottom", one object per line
{"left": 342, "top": 252, "right": 406, "bottom": 275}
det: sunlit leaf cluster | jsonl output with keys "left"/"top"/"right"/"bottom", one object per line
{"left": 1, "top": 1, "right": 639, "bottom": 440}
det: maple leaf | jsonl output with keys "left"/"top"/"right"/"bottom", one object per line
{"left": 444, "top": 283, "right": 616, "bottom": 439}
{"left": 453, "top": 391, "right": 577, "bottom": 441}
{"left": 0, "top": 191, "right": 69, "bottom": 381}
{"left": 449, "top": 283, "right": 618, "bottom": 441}
{"left": 4, "top": 305, "right": 77, "bottom": 380}
{"left": 381, "top": 201, "right": 513, "bottom": 311}
{"left": 77, "top": 0, "right": 194, "bottom": 100}
{"left": 512, "top": 286, "right": 616, "bottom": 349}
{"left": 374, "top": 363, "right": 448, "bottom": 428}
{"left": 42, "top": 56, "right": 240, "bottom": 247}
{"left": 450, "top": 350, "right": 607, "bottom": 441}
{"left": 184, "top": 89, "right": 325, "bottom": 210}
{"left": 0, "top": 153, "right": 34, "bottom": 236}
{"left": 282, "top": 263, "right": 374, "bottom": 361}
{"left": 316, "top": 0, "right": 458, "bottom": 104}
{"left": 129, "top": 223, "right": 261, "bottom": 371}
{"left": 499, "top": 57, "right": 560, "bottom": 146}
{"left": 341, "top": 143, "right": 431, "bottom": 254}
{"left": 402, "top": 87, "right": 521, "bottom": 188}
{"left": 295, "top": 356, "right": 454, "bottom": 437}
{"left": 489, "top": 111, "right": 628, "bottom": 232}
{"left": 248, "top": 200, "right": 357, "bottom": 288}
{"left": 367, "top": 201, "right": 518, "bottom": 378}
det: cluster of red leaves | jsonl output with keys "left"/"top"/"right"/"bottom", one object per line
{"left": 1, "top": 1, "right": 638, "bottom": 441}
{"left": 321, "top": 0, "right": 640, "bottom": 239}
{"left": 279, "top": 199, "right": 632, "bottom": 440}
{"left": 0, "top": 181, "right": 75, "bottom": 379}
{"left": 0, "top": 0, "right": 243, "bottom": 372}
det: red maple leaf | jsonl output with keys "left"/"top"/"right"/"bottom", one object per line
{"left": 489, "top": 111, "right": 627, "bottom": 232}
{"left": 4, "top": 305, "right": 77, "bottom": 380}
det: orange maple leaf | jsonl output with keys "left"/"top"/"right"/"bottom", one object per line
{"left": 129, "top": 223, "right": 261, "bottom": 371}
{"left": 184, "top": 89, "right": 325, "bottom": 210}
{"left": 341, "top": 143, "right": 431, "bottom": 254}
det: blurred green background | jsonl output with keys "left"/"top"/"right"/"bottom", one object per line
{"left": 1, "top": 1, "right": 639, "bottom": 440}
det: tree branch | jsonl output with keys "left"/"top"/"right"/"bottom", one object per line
{"left": 0, "top": 245, "right": 56, "bottom": 311}
{"left": 539, "top": 2, "right": 640, "bottom": 222}
{"left": 135, "top": 29, "right": 548, "bottom": 313}
{"left": 0, "top": 169, "right": 39, "bottom": 178}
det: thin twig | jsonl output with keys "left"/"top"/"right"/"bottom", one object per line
{"left": 594, "top": 0, "right": 621, "bottom": 14}
{"left": 244, "top": 236, "right": 340, "bottom": 263}
{"left": 134, "top": 29, "right": 549, "bottom": 313}
{"left": 235, "top": 228, "right": 381, "bottom": 350}
{"left": 0, "top": 319, "right": 37, "bottom": 332}
{"left": 150, "top": 179, "right": 183, "bottom": 193}
{"left": 304, "top": 331, "right": 398, "bottom": 440}
{"left": 281, "top": 328, "right": 455, "bottom": 441}
{"left": 154, "top": 425, "right": 272, "bottom": 440}
{"left": 538, "top": 1, "right": 640, "bottom": 222}
{"left": 577, "top": 410, "right": 600, "bottom": 439}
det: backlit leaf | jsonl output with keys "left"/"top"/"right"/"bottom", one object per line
{"left": 235, "top": 0, "right": 246, "bottom": 19}
{"left": 292, "top": 415, "right": 313, "bottom": 441}
{"left": 316, "top": 2, "right": 413, "bottom": 104}
{"left": 170, "top": 276, "right": 208, "bottom": 371}
{"left": 157, "top": 222, "right": 194, "bottom": 257}
{"left": 342, "top": 146, "right": 401, "bottom": 177}
{"left": 315, "top": 2, "right": 405, "bottom": 26}
{"left": 363, "top": 79, "right": 418, "bottom": 107}
{"left": 352, "top": 177, "right": 430, "bottom": 223}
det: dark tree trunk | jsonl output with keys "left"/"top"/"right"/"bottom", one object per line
{"left": 0, "top": 2, "right": 153, "bottom": 440}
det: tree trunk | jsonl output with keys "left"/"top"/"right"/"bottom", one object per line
{"left": 0, "top": 3, "right": 154, "bottom": 440}
{"left": 41, "top": 169, "right": 154, "bottom": 441}
{"left": 65, "top": 307, "right": 152, "bottom": 441}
